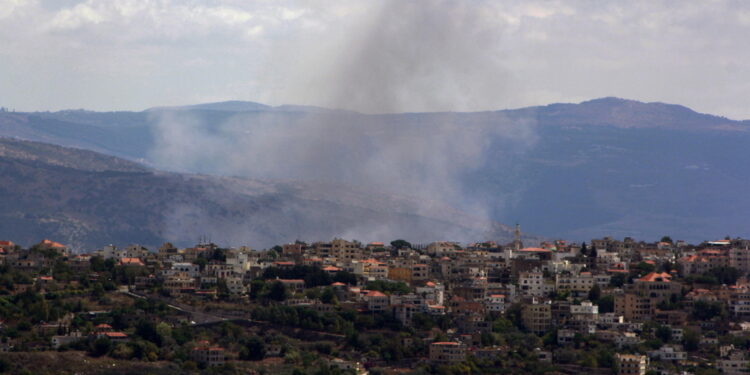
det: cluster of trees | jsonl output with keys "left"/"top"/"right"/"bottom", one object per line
{"left": 251, "top": 305, "right": 355, "bottom": 334}
{"left": 262, "top": 266, "right": 358, "bottom": 288}
{"left": 364, "top": 280, "right": 410, "bottom": 294}
{"left": 686, "top": 266, "right": 742, "bottom": 286}
{"left": 249, "top": 280, "right": 289, "bottom": 302}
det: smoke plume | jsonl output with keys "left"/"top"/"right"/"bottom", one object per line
{"left": 150, "top": 0, "right": 538, "bottom": 247}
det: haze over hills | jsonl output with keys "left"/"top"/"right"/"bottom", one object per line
{"left": 0, "top": 97, "right": 748, "bottom": 244}
{"left": 0, "top": 137, "right": 524, "bottom": 250}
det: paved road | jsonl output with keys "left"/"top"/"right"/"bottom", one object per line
{"left": 122, "top": 291, "right": 227, "bottom": 324}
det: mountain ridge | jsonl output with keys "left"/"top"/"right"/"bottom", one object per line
{"left": 1, "top": 97, "right": 748, "bottom": 244}
{"left": 0, "top": 137, "right": 525, "bottom": 251}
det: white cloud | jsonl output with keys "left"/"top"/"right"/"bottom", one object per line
{"left": 0, "top": 0, "right": 749, "bottom": 118}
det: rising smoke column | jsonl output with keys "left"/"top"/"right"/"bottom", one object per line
{"left": 150, "top": 0, "right": 538, "bottom": 246}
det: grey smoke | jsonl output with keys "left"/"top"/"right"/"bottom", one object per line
{"left": 150, "top": 0, "right": 538, "bottom": 247}
{"left": 268, "top": 0, "right": 512, "bottom": 114}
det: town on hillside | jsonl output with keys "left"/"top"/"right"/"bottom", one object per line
{"left": 0, "top": 233, "right": 749, "bottom": 375}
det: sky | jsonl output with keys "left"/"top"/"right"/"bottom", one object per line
{"left": 1, "top": 0, "right": 750, "bottom": 119}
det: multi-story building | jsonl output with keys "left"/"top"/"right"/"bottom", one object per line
{"left": 486, "top": 294, "right": 506, "bottom": 313}
{"left": 522, "top": 298, "right": 552, "bottom": 334}
{"left": 191, "top": 342, "right": 226, "bottom": 367}
{"left": 519, "top": 270, "right": 546, "bottom": 296}
{"left": 429, "top": 342, "right": 466, "bottom": 364}
{"left": 615, "top": 293, "right": 654, "bottom": 322}
{"left": 730, "top": 247, "right": 750, "bottom": 274}
{"left": 631, "top": 272, "right": 681, "bottom": 303}
{"left": 556, "top": 271, "right": 597, "bottom": 295}
{"left": 647, "top": 345, "right": 687, "bottom": 361}
{"left": 615, "top": 353, "right": 648, "bottom": 375}
{"left": 718, "top": 350, "right": 750, "bottom": 375}
{"left": 412, "top": 264, "right": 429, "bottom": 281}
{"left": 364, "top": 290, "right": 389, "bottom": 311}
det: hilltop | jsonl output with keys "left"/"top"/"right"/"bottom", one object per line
{"left": 0, "top": 137, "right": 523, "bottom": 250}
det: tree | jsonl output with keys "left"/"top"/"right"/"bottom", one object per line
{"left": 90, "top": 337, "right": 112, "bottom": 357}
{"left": 320, "top": 287, "right": 337, "bottom": 304}
{"left": 505, "top": 304, "right": 525, "bottom": 331}
{"left": 683, "top": 328, "right": 700, "bottom": 351}
{"left": 241, "top": 336, "right": 266, "bottom": 360}
{"left": 596, "top": 295, "right": 615, "bottom": 313}
{"left": 610, "top": 273, "right": 627, "bottom": 287}
{"left": 390, "top": 239, "right": 412, "bottom": 249}
{"left": 192, "top": 257, "right": 208, "bottom": 271}
{"left": 92, "top": 283, "right": 105, "bottom": 299}
{"left": 660, "top": 236, "right": 673, "bottom": 244}
{"left": 135, "top": 319, "right": 161, "bottom": 345}
{"left": 111, "top": 343, "right": 134, "bottom": 359}
{"left": 365, "top": 280, "right": 410, "bottom": 294}
{"left": 708, "top": 267, "right": 742, "bottom": 285}
{"left": 635, "top": 262, "right": 656, "bottom": 275}
{"left": 333, "top": 271, "right": 357, "bottom": 285}
{"left": 655, "top": 325, "right": 672, "bottom": 343}
{"left": 89, "top": 256, "right": 106, "bottom": 272}
{"left": 588, "top": 285, "right": 601, "bottom": 302}
{"left": 268, "top": 281, "right": 288, "bottom": 302}
{"left": 692, "top": 300, "right": 725, "bottom": 320}
{"left": 249, "top": 280, "right": 267, "bottom": 300}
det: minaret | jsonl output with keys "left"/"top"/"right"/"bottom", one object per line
{"left": 514, "top": 223, "right": 522, "bottom": 251}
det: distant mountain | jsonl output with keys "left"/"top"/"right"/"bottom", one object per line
{"left": 0, "top": 97, "right": 748, "bottom": 244}
{"left": 146, "top": 101, "right": 350, "bottom": 114}
{"left": 147, "top": 100, "right": 272, "bottom": 112}
{"left": 524, "top": 97, "right": 747, "bottom": 130}
{"left": 0, "top": 137, "right": 523, "bottom": 251}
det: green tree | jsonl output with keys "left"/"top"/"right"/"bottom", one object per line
{"left": 390, "top": 239, "right": 412, "bottom": 249}
{"left": 635, "top": 262, "right": 656, "bottom": 275}
{"left": 89, "top": 256, "right": 107, "bottom": 272}
{"left": 708, "top": 267, "right": 742, "bottom": 285}
{"left": 320, "top": 287, "right": 337, "bottom": 304}
{"left": 268, "top": 281, "right": 288, "bottom": 302}
{"left": 655, "top": 325, "right": 672, "bottom": 343}
{"left": 692, "top": 300, "right": 725, "bottom": 320}
{"left": 249, "top": 280, "right": 267, "bottom": 300}
{"left": 683, "top": 328, "right": 700, "bottom": 351}
{"left": 588, "top": 285, "right": 601, "bottom": 302}
{"left": 596, "top": 295, "right": 615, "bottom": 313}
{"left": 192, "top": 257, "right": 208, "bottom": 271}
{"left": 90, "top": 337, "right": 112, "bottom": 357}
{"left": 241, "top": 336, "right": 266, "bottom": 360}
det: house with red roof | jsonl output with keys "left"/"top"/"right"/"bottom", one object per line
{"left": 191, "top": 341, "right": 226, "bottom": 367}
{"left": 364, "top": 290, "right": 389, "bottom": 311}
{"left": 0, "top": 241, "right": 15, "bottom": 253}
{"left": 35, "top": 239, "right": 69, "bottom": 255}
{"left": 118, "top": 257, "right": 145, "bottom": 267}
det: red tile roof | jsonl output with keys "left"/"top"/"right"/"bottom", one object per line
{"left": 518, "top": 247, "right": 551, "bottom": 252}
{"left": 39, "top": 239, "right": 65, "bottom": 248}
{"left": 638, "top": 272, "right": 672, "bottom": 282}
{"left": 119, "top": 257, "right": 144, "bottom": 266}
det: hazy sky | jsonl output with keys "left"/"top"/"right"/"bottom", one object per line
{"left": 2, "top": 0, "right": 750, "bottom": 118}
